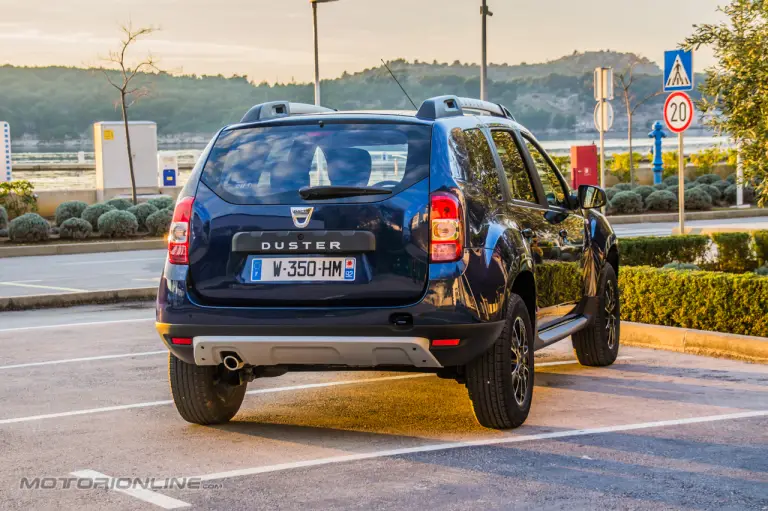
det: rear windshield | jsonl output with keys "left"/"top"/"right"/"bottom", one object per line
{"left": 201, "top": 122, "right": 431, "bottom": 205}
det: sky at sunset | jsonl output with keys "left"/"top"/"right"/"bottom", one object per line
{"left": 0, "top": 0, "right": 725, "bottom": 82}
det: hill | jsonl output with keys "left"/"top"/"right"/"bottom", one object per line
{"left": 0, "top": 51, "right": 681, "bottom": 144}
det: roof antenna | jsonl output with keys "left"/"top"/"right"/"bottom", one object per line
{"left": 381, "top": 59, "right": 417, "bottom": 110}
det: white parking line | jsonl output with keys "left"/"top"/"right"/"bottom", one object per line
{"left": 0, "top": 318, "right": 154, "bottom": 334}
{"left": 190, "top": 410, "right": 768, "bottom": 482}
{"left": 0, "top": 281, "right": 87, "bottom": 292}
{"left": 70, "top": 470, "right": 190, "bottom": 509}
{"left": 0, "top": 350, "right": 167, "bottom": 370}
{"left": 0, "top": 359, "right": 629, "bottom": 425}
{"left": 59, "top": 257, "right": 162, "bottom": 266}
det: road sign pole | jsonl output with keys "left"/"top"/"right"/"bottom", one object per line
{"left": 599, "top": 99, "right": 605, "bottom": 190}
{"left": 678, "top": 132, "right": 685, "bottom": 234}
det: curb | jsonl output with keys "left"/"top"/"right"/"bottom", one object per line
{"left": 0, "top": 239, "right": 166, "bottom": 258}
{"left": 672, "top": 226, "right": 764, "bottom": 235}
{"left": 621, "top": 321, "right": 768, "bottom": 363}
{"left": 0, "top": 287, "right": 156, "bottom": 311}
{"left": 608, "top": 207, "right": 768, "bottom": 225}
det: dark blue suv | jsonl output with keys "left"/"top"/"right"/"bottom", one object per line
{"left": 156, "top": 96, "right": 620, "bottom": 429}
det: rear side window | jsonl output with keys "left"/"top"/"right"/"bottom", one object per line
{"left": 201, "top": 123, "right": 431, "bottom": 204}
{"left": 490, "top": 131, "right": 537, "bottom": 204}
{"left": 449, "top": 128, "right": 503, "bottom": 202}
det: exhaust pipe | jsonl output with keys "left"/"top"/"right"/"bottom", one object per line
{"left": 222, "top": 354, "right": 244, "bottom": 371}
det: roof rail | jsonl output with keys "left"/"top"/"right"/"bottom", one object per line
{"left": 240, "top": 101, "right": 335, "bottom": 123}
{"left": 415, "top": 95, "right": 514, "bottom": 121}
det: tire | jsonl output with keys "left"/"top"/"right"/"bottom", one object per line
{"left": 168, "top": 353, "right": 247, "bottom": 425}
{"left": 466, "top": 293, "right": 534, "bottom": 430}
{"left": 572, "top": 263, "right": 620, "bottom": 367}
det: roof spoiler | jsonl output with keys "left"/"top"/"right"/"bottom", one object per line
{"left": 240, "top": 101, "right": 336, "bottom": 123}
{"left": 416, "top": 95, "right": 514, "bottom": 121}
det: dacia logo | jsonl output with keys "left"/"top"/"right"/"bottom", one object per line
{"left": 290, "top": 206, "right": 314, "bottom": 228}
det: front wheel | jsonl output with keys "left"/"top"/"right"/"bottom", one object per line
{"left": 168, "top": 354, "right": 247, "bottom": 425}
{"left": 466, "top": 293, "right": 534, "bottom": 429}
{"left": 572, "top": 263, "right": 620, "bottom": 367}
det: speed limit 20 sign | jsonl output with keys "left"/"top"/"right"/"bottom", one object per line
{"left": 664, "top": 91, "right": 694, "bottom": 133}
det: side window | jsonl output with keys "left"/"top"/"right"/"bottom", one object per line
{"left": 450, "top": 128, "right": 503, "bottom": 202}
{"left": 490, "top": 131, "right": 537, "bottom": 204}
{"left": 524, "top": 137, "right": 568, "bottom": 208}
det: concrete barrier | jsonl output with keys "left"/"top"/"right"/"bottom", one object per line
{"left": 621, "top": 321, "right": 768, "bottom": 363}
{"left": 0, "top": 287, "right": 156, "bottom": 311}
{"left": 0, "top": 239, "right": 167, "bottom": 258}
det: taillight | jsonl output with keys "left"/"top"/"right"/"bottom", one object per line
{"left": 168, "top": 196, "right": 194, "bottom": 265}
{"left": 430, "top": 192, "right": 463, "bottom": 263}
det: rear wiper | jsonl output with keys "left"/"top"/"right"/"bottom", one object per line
{"left": 299, "top": 186, "right": 392, "bottom": 200}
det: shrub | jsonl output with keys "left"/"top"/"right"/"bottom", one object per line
{"left": 633, "top": 185, "right": 655, "bottom": 202}
{"left": 653, "top": 183, "right": 668, "bottom": 191}
{"left": 82, "top": 203, "right": 116, "bottom": 229}
{"left": 754, "top": 230, "right": 768, "bottom": 266}
{"left": 145, "top": 208, "right": 173, "bottom": 237}
{"left": 0, "top": 228, "right": 7, "bottom": 238}
{"left": 127, "top": 203, "right": 158, "bottom": 231}
{"left": 0, "top": 180, "right": 38, "bottom": 218}
{"left": 662, "top": 262, "right": 700, "bottom": 271}
{"left": 712, "top": 180, "right": 731, "bottom": 194}
{"left": 8, "top": 213, "right": 50, "bottom": 242}
{"left": 663, "top": 175, "right": 689, "bottom": 187}
{"left": 726, "top": 173, "right": 737, "bottom": 184}
{"left": 97, "top": 210, "right": 138, "bottom": 238}
{"left": 711, "top": 232, "right": 758, "bottom": 273}
{"left": 620, "top": 266, "right": 768, "bottom": 337}
{"left": 105, "top": 197, "right": 134, "bottom": 211}
{"left": 645, "top": 190, "right": 678, "bottom": 212}
{"left": 695, "top": 183, "right": 723, "bottom": 203}
{"left": 0, "top": 205, "right": 7, "bottom": 230}
{"left": 605, "top": 187, "right": 618, "bottom": 202}
{"left": 667, "top": 185, "right": 679, "bottom": 197}
{"left": 695, "top": 173, "right": 722, "bottom": 185}
{"left": 620, "top": 235, "right": 709, "bottom": 267}
{"left": 754, "top": 265, "right": 768, "bottom": 276}
{"left": 724, "top": 184, "right": 755, "bottom": 205}
{"left": 610, "top": 191, "right": 644, "bottom": 214}
{"left": 59, "top": 217, "right": 93, "bottom": 240}
{"left": 148, "top": 196, "right": 175, "bottom": 210}
{"left": 54, "top": 200, "right": 89, "bottom": 226}
{"left": 684, "top": 187, "right": 713, "bottom": 211}
{"left": 612, "top": 183, "right": 633, "bottom": 192}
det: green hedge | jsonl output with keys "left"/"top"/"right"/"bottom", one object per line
{"left": 619, "top": 235, "right": 709, "bottom": 267}
{"left": 754, "top": 230, "right": 768, "bottom": 266}
{"left": 620, "top": 266, "right": 768, "bottom": 337}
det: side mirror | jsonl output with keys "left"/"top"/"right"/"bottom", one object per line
{"left": 578, "top": 185, "right": 607, "bottom": 209}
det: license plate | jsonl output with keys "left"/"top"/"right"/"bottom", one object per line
{"left": 250, "top": 257, "right": 356, "bottom": 282}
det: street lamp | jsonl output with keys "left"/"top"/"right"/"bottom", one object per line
{"left": 480, "top": 0, "right": 493, "bottom": 101}
{"left": 311, "top": 0, "right": 339, "bottom": 106}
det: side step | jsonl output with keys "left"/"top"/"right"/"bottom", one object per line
{"left": 535, "top": 316, "right": 589, "bottom": 350}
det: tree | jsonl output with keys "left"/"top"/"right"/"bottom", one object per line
{"left": 100, "top": 23, "right": 159, "bottom": 205}
{"left": 685, "top": 0, "right": 768, "bottom": 206}
{"left": 616, "top": 61, "right": 662, "bottom": 186}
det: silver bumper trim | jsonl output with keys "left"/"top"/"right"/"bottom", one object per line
{"left": 193, "top": 336, "right": 442, "bottom": 368}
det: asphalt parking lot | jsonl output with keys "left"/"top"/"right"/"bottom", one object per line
{"left": 0, "top": 303, "right": 766, "bottom": 510}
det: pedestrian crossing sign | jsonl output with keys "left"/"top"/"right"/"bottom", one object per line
{"left": 663, "top": 49, "right": 694, "bottom": 92}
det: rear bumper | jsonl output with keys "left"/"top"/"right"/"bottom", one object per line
{"left": 192, "top": 336, "right": 441, "bottom": 368}
{"left": 156, "top": 321, "right": 504, "bottom": 368}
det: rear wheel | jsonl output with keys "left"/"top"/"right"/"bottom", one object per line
{"left": 466, "top": 294, "right": 534, "bottom": 429}
{"left": 572, "top": 263, "right": 620, "bottom": 367}
{"left": 169, "top": 354, "right": 247, "bottom": 425}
